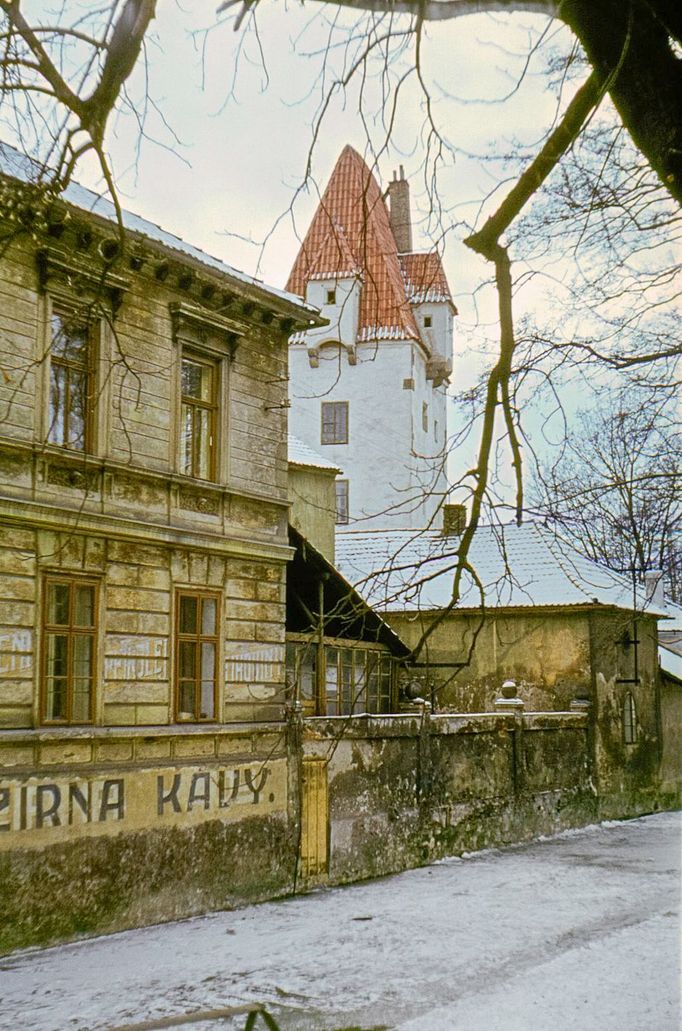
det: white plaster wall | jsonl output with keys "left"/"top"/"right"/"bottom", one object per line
{"left": 408, "top": 345, "right": 449, "bottom": 526}
{"left": 412, "top": 301, "right": 454, "bottom": 361}
{"left": 289, "top": 338, "right": 448, "bottom": 529}
{"left": 303, "top": 278, "right": 360, "bottom": 353}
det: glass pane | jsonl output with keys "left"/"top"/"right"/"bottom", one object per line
{"left": 72, "top": 680, "right": 92, "bottom": 722}
{"left": 201, "top": 598, "right": 216, "bottom": 636}
{"left": 179, "top": 595, "right": 197, "bottom": 634}
{"left": 178, "top": 681, "right": 195, "bottom": 719}
{"left": 73, "top": 635, "right": 93, "bottom": 679}
{"left": 341, "top": 650, "right": 353, "bottom": 715}
{"left": 48, "top": 365, "right": 66, "bottom": 445}
{"left": 300, "top": 651, "right": 315, "bottom": 702}
{"left": 201, "top": 641, "right": 215, "bottom": 682}
{"left": 179, "top": 640, "right": 196, "bottom": 678}
{"left": 46, "top": 677, "right": 67, "bottom": 720}
{"left": 74, "top": 586, "right": 95, "bottom": 627}
{"left": 352, "top": 651, "right": 366, "bottom": 714}
{"left": 46, "top": 633, "right": 68, "bottom": 719}
{"left": 181, "top": 403, "right": 193, "bottom": 474}
{"left": 325, "top": 650, "right": 338, "bottom": 716}
{"left": 47, "top": 584, "right": 70, "bottom": 625}
{"left": 367, "top": 653, "right": 379, "bottom": 713}
{"left": 182, "top": 359, "right": 212, "bottom": 401}
{"left": 195, "top": 408, "right": 211, "bottom": 479}
{"left": 380, "top": 656, "right": 392, "bottom": 711}
{"left": 51, "top": 312, "right": 88, "bottom": 361}
{"left": 200, "top": 681, "right": 215, "bottom": 719}
{"left": 66, "top": 369, "right": 86, "bottom": 450}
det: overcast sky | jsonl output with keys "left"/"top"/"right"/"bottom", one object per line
{"left": 69, "top": 3, "right": 572, "bottom": 385}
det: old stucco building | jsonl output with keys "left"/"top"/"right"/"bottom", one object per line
{"left": 336, "top": 513, "right": 677, "bottom": 817}
{"left": 0, "top": 141, "right": 327, "bottom": 949}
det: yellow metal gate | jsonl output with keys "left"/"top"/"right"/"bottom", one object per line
{"left": 300, "top": 757, "right": 328, "bottom": 879}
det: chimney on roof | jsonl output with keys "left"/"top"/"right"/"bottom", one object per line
{"left": 442, "top": 503, "right": 466, "bottom": 537}
{"left": 388, "top": 165, "right": 412, "bottom": 254}
{"left": 644, "top": 569, "right": 665, "bottom": 607}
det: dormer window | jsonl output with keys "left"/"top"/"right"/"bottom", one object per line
{"left": 326, "top": 288, "right": 337, "bottom": 305}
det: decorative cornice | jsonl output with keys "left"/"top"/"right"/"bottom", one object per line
{"left": 36, "top": 245, "right": 130, "bottom": 316}
{"left": 169, "top": 300, "right": 240, "bottom": 358}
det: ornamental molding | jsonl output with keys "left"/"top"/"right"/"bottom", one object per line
{"left": 169, "top": 301, "right": 240, "bottom": 359}
{"left": 36, "top": 246, "right": 130, "bottom": 315}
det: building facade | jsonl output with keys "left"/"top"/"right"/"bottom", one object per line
{"left": 0, "top": 144, "right": 325, "bottom": 949}
{"left": 286, "top": 146, "right": 456, "bottom": 529}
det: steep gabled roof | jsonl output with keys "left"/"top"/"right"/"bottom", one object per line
{"left": 287, "top": 145, "right": 420, "bottom": 342}
{"left": 335, "top": 521, "right": 669, "bottom": 616}
{"left": 399, "top": 252, "right": 456, "bottom": 310}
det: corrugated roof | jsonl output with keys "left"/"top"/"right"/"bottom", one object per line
{"left": 286, "top": 145, "right": 422, "bottom": 342}
{"left": 0, "top": 140, "right": 318, "bottom": 316}
{"left": 399, "top": 252, "right": 455, "bottom": 309}
{"left": 335, "top": 521, "right": 669, "bottom": 615}
{"left": 288, "top": 434, "right": 342, "bottom": 473}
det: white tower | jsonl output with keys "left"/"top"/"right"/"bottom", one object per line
{"left": 286, "top": 146, "right": 456, "bottom": 529}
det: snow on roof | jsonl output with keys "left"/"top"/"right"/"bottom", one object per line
{"left": 288, "top": 434, "right": 342, "bottom": 473}
{"left": 335, "top": 521, "right": 669, "bottom": 615}
{"left": 399, "top": 252, "right": 456, "bottom": 309}
{"left": 286, "top": 145, "right": 454, "bottom": 344}
{"left": 0, "top": 140, "right": 318, "bottom": 316}
{"left": 660, "top": 639, "right": 682, "bottom": 683}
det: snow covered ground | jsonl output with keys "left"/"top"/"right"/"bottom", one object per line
{"left": 1, "top": 811, "right": 679, "bottom": 1031}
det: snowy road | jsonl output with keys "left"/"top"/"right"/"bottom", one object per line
{"left": 1, "top": 811, "right": 679, "bottom": 1031}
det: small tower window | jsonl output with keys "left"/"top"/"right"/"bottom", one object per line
{"left": 326, "top": 288, "right": 337, "bottom": 305}
{"left": 422, "top": 402, "right": 428, "bottom": 432}
{"left": 423, "top": 315, "right": 432, "bottom": 328}
{"left": 623, "top": 692, "right": 637, "bottom": 745}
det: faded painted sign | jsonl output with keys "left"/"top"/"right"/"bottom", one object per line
{"left": 104, "top": 635, "right": 168, "bottom": 681}
{"left": 0, "top": 759, "right": 287, "bottom": 849}
{"left": 225, "top": 645, "right": 282, "bottom": 684}
{"left": 0, "top": 629, "right": 32, "bottom": 677}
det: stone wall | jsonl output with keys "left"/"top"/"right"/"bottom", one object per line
{"left": 302, "top": 707, "right": 597, "bottom": 885}
{"left": 0, "top": 723, "right": 295, "bottom": 953}
{"left": 3, "top": 698, "right": 677, "bottom": 954}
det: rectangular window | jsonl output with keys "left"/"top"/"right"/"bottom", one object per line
{"left": 321, "top": 401, "right": 348, "bottom": 445}
{"left": 424, "top": 315, "right": 432, "bottom": 328}
{"left": 324, "top": 647, "right": 393, "bottom": 716}
{"left": 335, "top": 479, "right": 349, "bottom": 524}
{"left": 48, "top": 307, "right": 94, "bottom": 452}
{"left": 326, "top": 288, "right": 337, "bottom": 305}
{"left": 422, "top": 402, "right": 429, "bottom": 433}
{"left": 42, "top": 576, "right": 97, "bottom": 723}
{"left": 181, "top": 354, "right": 217, "bottom": 480}
{"left": 175, "top": 591, "right": 220, "bottom": 721}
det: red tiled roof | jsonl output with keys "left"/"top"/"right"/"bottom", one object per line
{"left": 287, "top": 145, "right": 420, "bottom": 341}
{"left": 399, "top": 252, "right": 456, "bottom": 311}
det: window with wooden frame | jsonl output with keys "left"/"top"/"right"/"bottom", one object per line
{"left": 175, "top": 591, "right": 220, "bottom": 721}
{"left": 42, "top": 576, "right": 98, "bottom": 724}
{"left": 335, "top": 479, "right": 349, "bottom": 524}
{"left": 47, "top": 306, "right": 96, "bottom": 452}
{"left": 321, "top": 401, "right": 348, "bottom": 445}
{"left": 286, "top": 638, "right": 394, "bottom": 716}
{"left": 623, "top": 691, "right": 637, "bottom": 744}
{"left": 180, "top": 353, "right": 218, "bottom": 480}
